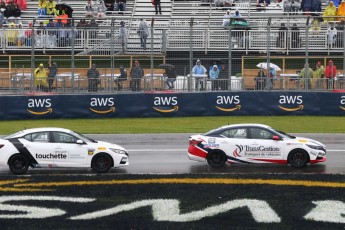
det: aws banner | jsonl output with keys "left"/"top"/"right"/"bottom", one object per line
{"left": 0, "top": 92, "right": 344, "bottom": 120}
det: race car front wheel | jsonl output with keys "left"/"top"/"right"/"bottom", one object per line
{"left": 91, "top": 153, "right": 113, "bottom": 173}
{"left": 8, "top": 154, "right": 29, "bottom": 175}
{"left": 207, "top": 151, "right": 227, "bottom": 168}
{"left": 289, "top": 150, "right": 309, "bottom": 168}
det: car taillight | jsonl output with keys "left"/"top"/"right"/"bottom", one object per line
{"left": 189, "top": 140, "right": 202, "bottom": 146}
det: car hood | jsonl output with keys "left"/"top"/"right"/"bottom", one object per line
{"left": 95, "top": 141, "right": 126, "bottom": 151}
{"left": 293, "top": 137, "right": 325, "bottom": 147}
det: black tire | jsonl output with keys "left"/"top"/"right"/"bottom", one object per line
{"left": 8, "top": 154, "right": 29, "bottom": 175}
{"left": 91, "top": 153, "right": 113, "bottom": 173}
{"left": 289, "top": 150, "right": 309, "bottom": 168}
{"left": 207, "top": 151, "right": 227, "bottom": 168}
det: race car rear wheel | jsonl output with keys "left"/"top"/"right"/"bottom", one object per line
{"left": 289, "top": 149, "right": 309, "bottom": 168}
{"left": 207, "top": 151, "right": 227, "bottom": 168}
{"left": 91, "top": 153, "right": 113, "bottom": 173}
{"left": 8, "top": 154, "right": 29, "bottom": 175}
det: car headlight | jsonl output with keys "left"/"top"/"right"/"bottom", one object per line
{"left": 306, "top": 144, "right": 324, "bottom": 151}
{"left": 109, "top": 148, "right": 127, "bottom": 155}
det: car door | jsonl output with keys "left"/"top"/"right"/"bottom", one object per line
{"left": 51, "top": 131, "right": 89, "bottom": 167}
{"left": 245, "top": 127, "right": 285, "bottom": 162}
{"left": 21, "top": 131, "right": 55, "bottom": 166}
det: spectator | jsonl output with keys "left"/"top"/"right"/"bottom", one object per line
{"left": 209, "top": 65, "right": 220, "bottom": 91}
{"left": 47, "top": 61, "right": 57, "bottom": 91}
{"left": 276, "top": 23, "right": 287, "bottom": 49}
{"left": 17, "top": 22, "right": 25, "bottom": 46}
{"left": 310, "top": 0, "right": 321, "bottom": 16}
{"left": 325, "top": 60, "right": 337, "bottom": 89}
{"left": 222, "top": 10, "right": 231, "bottom": 27}
{"left": 301, "top": 0, "right": 312, "bottom": 13}
{"left": 327, "top": 23, "right": 337, "bottom": 47}
{"left": 255, "top": 68, "right": 266, "bottom": 90}
{"left": 16, "top": 0, "right": 27, "bottom": 10}
{"left": 104, "top": 0, "right": 114, "bottom": 11}
{"left": 4, "top": 0, "right": 20, "bottom": 18}
{"left": 313, "top": 61, "right": 325, "bottom": 89}
{"left": 46, "top": 0, "right": 56, "bottom": 16}
{"left": 5, "top": 22, "right": 18, "bottom": 46}
{"left": 138, "top": 18, "right": 149, "bottom": 50}
{"left": 97, "top": 0, "right": 106, "bottom": 19}
{"left": 38, "top": 0, "right": 47, "bottom": 17}
{"left": 115, "top": 65, "right": 127, "bottom": 90}
{"left": 164, "top": 66, "right": 176, "bottom": 90}
{"left": 283, "top": 0, "right": 300, "bottom": 13}
{"left": 118, "top": 20, "right": 127, "bottom": 53}
{"left": 130, "top": 60, "right": 144, "bottom": 91}
{"left": 291, "top": 23, "right": 301, "bottom": 48}
{"left": 192, "top": 60, "right": 207, "bottom": 91}
{"left": 337, "top": 0, "right": 345, "bottom": 21}
{"left": 88, "top": 18, "right": 98, "bottom": 43}
{"left": 0, "top": 0, "right": 6, "bottom": 11}
{"left": 57, "top": 23, "right": 70, "bottom": 47}
{"left": 309, "top": 17, "right": 321, "bottom": 34}
{"left": 218, "top": 64, "right": 228, "bottom": 90}
{"left": 115, "top": 0, "right": 126, "bottom": 13}
{"left": 24, "top": 21, "right": 33, "bottom": 46}
{"left": 76, "top": 18, "right": 88, "bottom": 38}
{"left": 153, "top": 0, "right": 161, "bottom": 15}
{"left": 300, "top": 64, "right": 313, "bottom": 89}
{"left": 329, "top": 0, "right": 340, "bottom": 8}
{"left": 87, "top": 63, "right": 100, "bottom": 92}
{"left": 34, "top": 63, "right": 48, "bottom": 92}
{"left": 85, "top": 0, "right": 95, "bottom": 17}
{"left": 323, "top": 1, "right": 337, "bottom": 23}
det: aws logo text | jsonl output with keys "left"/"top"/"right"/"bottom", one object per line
{"left": 216, "top": 96, "right": 241, "bottom": 112}
{"left": 89, "top": 97, "right": 115, "bottom": 114}
{"left": 278, "top": 96, "right": 304, "bottom": 111}
{"left": 153, "top": 97, "right": 179, "bottom": 113}
{"left": 340, "top": 96, "right": 345, "bottom": 111}
{"left": 27, "top": 98, "right": 52, "bottom": 115}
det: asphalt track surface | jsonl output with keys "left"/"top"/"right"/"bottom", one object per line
{"left": 0, "top": 133, "right": 344, "bottom": 174}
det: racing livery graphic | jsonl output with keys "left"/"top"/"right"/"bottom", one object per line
{"left": 188, "top": 124, "right": 326, "bottom": 168}
{"left": 0, "top": 128, "right": 129, "bottom": 174}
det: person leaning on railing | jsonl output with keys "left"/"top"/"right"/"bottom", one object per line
{"left": 87, "top": 63, "right": 100, "bottom": 92}
{"left": 300, "top": 64, "right": 314, "bottom": 90}
{"left": 325, "top": 60, "right": 337, "bottom": 90}
{"left": 313, "top": 61, "right": 325, "bottom": 90}
{"left": 34, "top": 63, "right": 48, "bottom": 92}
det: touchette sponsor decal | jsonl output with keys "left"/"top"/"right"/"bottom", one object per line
{"left": 215, "top": 95, "right": 241, "bottom": 112}
{"left": 278, "top": 95, "right": 304, "bottom": 111}
{"left": 27, "top": 98, "right": 53, "bottom": 115}
{"left": 89, "top": 97, "right": 115, "bottom": 114}
{"left": 340, "top": 96, "right": 345, "bottom": 110}
{"left": 153, "top": 96, "right": 179, "bottom": 113}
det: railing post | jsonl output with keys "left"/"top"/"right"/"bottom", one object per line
{"left": 189, "top": 17, "right": 194, "bottom": 92}
{"left": 266, "top": 18, "right": 271, "bottom": 91}
{"left": 30, "top": 18, "right": 36, "bottom": 92}
{"left": 228, "top": 23, "right": 232, "bottom": 91}
{"left": 110, "top": 17, "right": 115, "bottom": 91}
{"left": 305, "top": 16, "right": 310, "bottom": 92}
{"left": 150, "top": 17, "right": 155, "bottom": 91}
{"left": 71, "top": 18, "right": 75, "bottom": 93}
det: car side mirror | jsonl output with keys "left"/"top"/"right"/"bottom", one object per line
{"left": 76, "top": 140, "right": 84, "bottom": 144}
{"left": 272, "top": 135, "right": 280, "bottom": 141}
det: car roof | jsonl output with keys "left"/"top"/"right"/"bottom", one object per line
{"left": 219, "top": 123, "right": 272, "bottom": 129}
{"left": 8, "top": 127, "right": 73, "bottom": 137}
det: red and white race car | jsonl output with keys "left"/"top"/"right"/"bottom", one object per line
{"left": 188, "top": 124, "right": 326, "bottom": 168}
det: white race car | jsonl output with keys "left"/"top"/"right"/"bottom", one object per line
{"left": 188, "top": 124, "right": 326, "bottom": 168}
{"left": 0, "top": 128, "right": 129, "bottom": 174}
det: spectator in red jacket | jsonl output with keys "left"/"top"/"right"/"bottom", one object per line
{"left": 324, "top": 60, "right": 337, "bottom": 89}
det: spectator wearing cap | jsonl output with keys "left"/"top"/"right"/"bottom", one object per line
{"left": 192, "top": 60, "right": 207, "bottom": 91}
{"left": 325, "top": 60, "right": 337, "bottom": 89}
{"left": 313, "top": 61, "right": 325, "bottom": 89}
{"left": 323, "top": 1, "right": 337, "bottom": 23}
{"left": 34, "top": 63, "right": 48, "bottom": 92}
{"left": 118, "top": 20, "right": 127, "bottom": 53}
{"left": 130, "top": 60, "right": 144, "bottom": 91}
{"left": 115, "top": 65, "right": 127, "bottom": 90}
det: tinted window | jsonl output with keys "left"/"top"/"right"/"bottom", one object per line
{"left": 24, "top": 132, "right": 50, "bottom": 143}
{"left": 221, "top": 128, "right": 247, "bottom": 139}
{"left": 250, "top": 128, "right": 275, "bottom": 140}
{"left": 52, "top": 132, "right": 78, "bottom": 143}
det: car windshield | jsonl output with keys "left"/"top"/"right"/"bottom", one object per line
{"left": 4, "top": 131, "right": 24, "bottom": 139}
{"left": 275, "top": 129, "right": 296, "bottom": 139}
{"left": 71, "top": 131, "right": 98, "bottom": 143}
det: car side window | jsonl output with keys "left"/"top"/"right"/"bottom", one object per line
{"left": 221, "top": 128, "right": 247, "bottom": 139}
{"left": 52, "top": 132, "right": 78, "bottom": 144}
{"left": 250, "top": 128, "right": 274, "bottom": 140}
{"left": 24, "top": 132, "right": 50, "bottom": 143}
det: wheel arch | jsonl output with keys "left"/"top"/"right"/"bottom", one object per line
{"left": 91, "top": 152, "right": 114, "bottom": 167}
{"left": 206, "top": 149, "right": 227, "bottom": 160}
{"left": 287, "top": 148, "right": 310, "bottom": 164}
